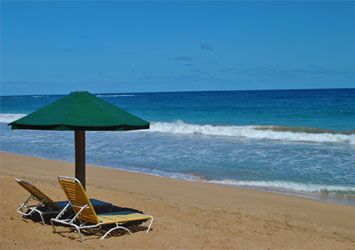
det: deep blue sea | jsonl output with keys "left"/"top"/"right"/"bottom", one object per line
{"left": 1, "top": 89, "right": 354, "bottom": 205}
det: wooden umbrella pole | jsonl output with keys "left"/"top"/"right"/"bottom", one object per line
{"left": 75, "top": 130, "right": 86, "bottom": 190}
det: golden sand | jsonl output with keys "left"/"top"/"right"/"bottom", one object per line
{"left": 1, "top": 152, "right": 354, "bottom": 249}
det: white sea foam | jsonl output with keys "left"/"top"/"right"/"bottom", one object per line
{"left": 32, "top": 95, "right": 50, "bottom": 98}
{"left": 150, "top": 120, "right": 355, "bottom": 144}
{"left": 0, "top": 114, "right": 26, "bottom": 123}
{"left": 99, "top": 163, "right": 354, "bottom": 195}
{"left": 349, "top": 135, "right": 355, "bottom": 145}
{"left": 1, "top": 114, "right": 354, "bottom": 145}
{"left": 96, "top": 94, "right": 135, "bottom": 97}
{"left": 105, "top": 165, "right": 355, "bottom": 196}
{"left": 207, "top": 179, "right": 355, "bottom": 194}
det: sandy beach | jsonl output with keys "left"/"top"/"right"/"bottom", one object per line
{"left": 0, "top": 151, "right": 354, "bottom": 249}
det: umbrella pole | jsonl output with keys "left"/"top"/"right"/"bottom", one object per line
{"left": 75, "top": 130, "right": 86, "bottom": 190}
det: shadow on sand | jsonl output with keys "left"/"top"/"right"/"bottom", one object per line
{"left": 20, "top": 203, "right": 151, "bottom": 242}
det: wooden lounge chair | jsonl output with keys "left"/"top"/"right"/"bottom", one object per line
{"left": 15, "top": 178, "right": 112, "bottom": 225}
{"left": 50, "top": 176, "right": 154, "bottom": 242}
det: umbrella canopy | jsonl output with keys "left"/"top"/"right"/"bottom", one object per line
{"left": 9, "top": 91, "right": 149, "bottom": 189}
{"left": 10, "top": 91, "right": 149, "bottom": 131}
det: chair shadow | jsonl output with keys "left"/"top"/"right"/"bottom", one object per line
{"left": 22, "top": 204, "right": 151, "bottom": 242}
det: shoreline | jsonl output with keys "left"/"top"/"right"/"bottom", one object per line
{"left": 1, "top": 149, "right": 354, "bottom": 207}
{"left": 1, "top": 151, "right": 355, "bottom": 249}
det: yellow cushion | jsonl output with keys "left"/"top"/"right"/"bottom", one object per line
{"left": 97, "top": 212, "right": 151, "bottom": 224}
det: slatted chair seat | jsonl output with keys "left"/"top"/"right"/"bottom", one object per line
{"left": 97, "top": 212, "right": 152, "bottom": 224}
{"left": 15, "top": 179, "right": 112, "bottom": 225}
{"left": 50, "top": 176, "right": 153, "bottom": 242}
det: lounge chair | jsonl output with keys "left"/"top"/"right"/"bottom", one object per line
{"left": 15, "top": 178, "right": 112, "bottom": 225}
{"left": 51, "top": 176, "right": 154, "bottom": 242}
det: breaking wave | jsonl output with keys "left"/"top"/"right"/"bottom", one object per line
{"left": 150, "top": 120, "right": 355, "bottom": 145}
{"left": 1, "top": 114, "right": 354, "bottom": 145}
{"left": 208, "top": 179, "right": 355, "bottom": 194}
{"left": 0, "top": 114, "right": 26, "bottom": 123}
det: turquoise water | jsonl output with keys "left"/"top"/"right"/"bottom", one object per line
{"left": 1, "top": 89, "right": 354, "bottom": 205}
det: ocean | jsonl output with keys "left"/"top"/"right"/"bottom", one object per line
{"left": 1, "top": 89, "right": 354, "bottom": 205}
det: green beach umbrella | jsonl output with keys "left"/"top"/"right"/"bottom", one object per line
{"left": 9, "top": 91, "right": 149, "bottom": 189}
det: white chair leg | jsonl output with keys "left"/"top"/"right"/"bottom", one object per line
{"left": 146, "top": 216, "right": 154, "bottom": 233}
{"left": 73, "top": 224, "right": 84, "bottom": 243}
{"left": 50, "top": 219, "right": 57, "bottom": 233}
{"left": 38, "top": 211, "right": 45, "bottom": 225}
{"left": 101, "top": 224, "right": 132, "bottom": 240}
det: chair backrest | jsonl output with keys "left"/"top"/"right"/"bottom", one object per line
{"left": 58, "top": 176, "right": 99, "bottom": 224}
{"left": 15, "top": 179, "right": 61, "bottom": 209}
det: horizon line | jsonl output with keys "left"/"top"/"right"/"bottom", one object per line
{"left": 1, "top": 87, "right": 354, "bottom": 98}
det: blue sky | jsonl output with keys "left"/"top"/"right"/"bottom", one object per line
{"left": 1, "top": 1, "right": 354, "bottom": 95}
